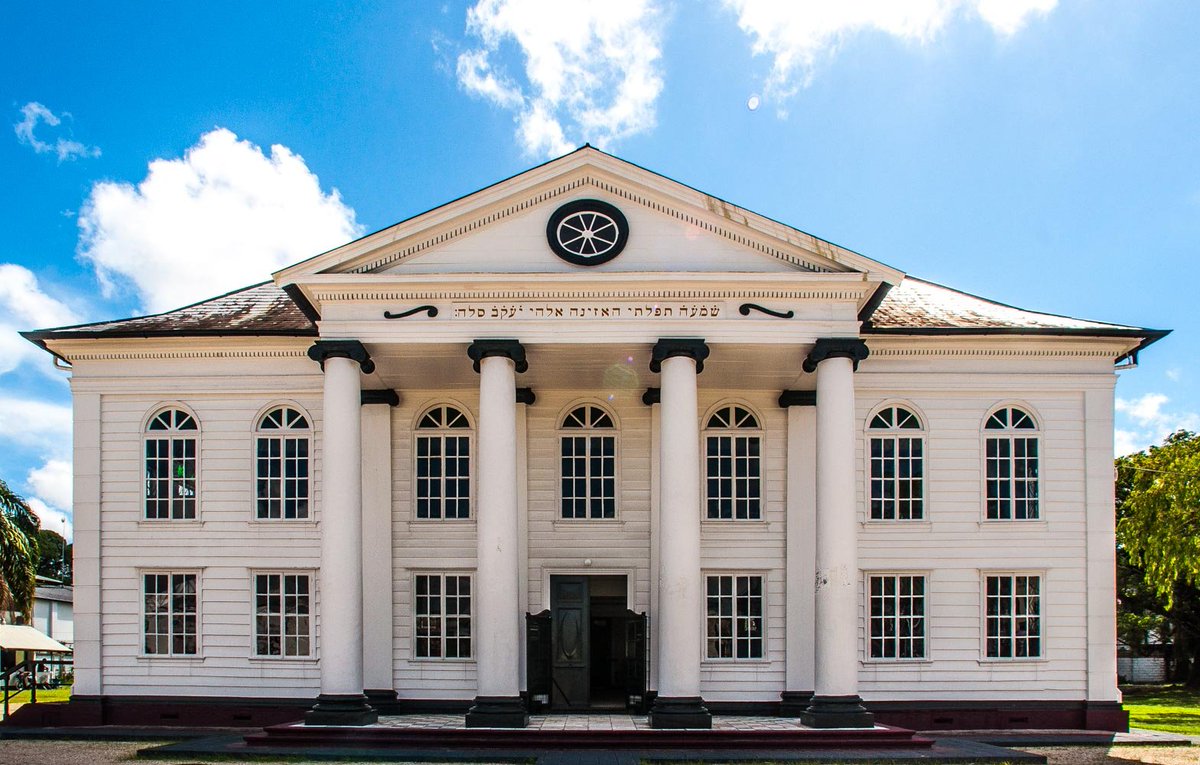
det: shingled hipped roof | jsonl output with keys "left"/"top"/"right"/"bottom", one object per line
{"left": 22, "top": 276, "right": 1166, "bottom": 358}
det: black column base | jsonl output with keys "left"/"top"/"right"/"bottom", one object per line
{"left": 304, "top": 693, "right": 378, "bottom": 726}
{"left": 779, "top": 690, "right": 814, "bottom": 717}
{"left": 465, "top": 695, "right": 528, "bottom": 728}
{"left": 650, "top": 695, "right": 712, "bottom": 729}
{"left": 800, "top": 694, "right": 874, "bottom": 728}
{"left": 364, "top": 688, "right": 399, "bottom": 714}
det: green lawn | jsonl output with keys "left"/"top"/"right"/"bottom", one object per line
{"left": 3, "top": 687, "right": 72, "bottom": 705}
{"left": 1122, "top": 685, "right": 1200, "bottom": 736}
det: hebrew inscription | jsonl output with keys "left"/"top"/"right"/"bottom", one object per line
{"left": 450, "top": 302, "right": 725, "bottom": 320}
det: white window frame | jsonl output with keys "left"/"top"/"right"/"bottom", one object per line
{"left": 413, "top": 403, "right": 474, "bottom": 521}
{"left": 982, "top": 571, "right": 1044, "bottom": 661}
{"left": 557, "top": 402, "right": 619, "bottom": 520}
{"left": 143, "top": 406, "right": 200, "bottom": 521}
{"left": 866, "top": 572, "right": 928, "bottom": 662}
{"left": 865, "top": 404, "right": 926, "bottom": 522}
{"left": 703, "top": 572, "right": 766, "bottom": 662}
{"left": 253, "top": 404, "right": 313, "bottom": 521}
{"left": 703, "top": 403, "right": 764, "bottom": 522}
{"left": 141, "top": 570, "right": 200, "bottom": 657}
{"left": 252, "top": 571, "right": 314, "bottom": 658}
{"left": 982, "top": 404, "right": 1041, "bottom": 522}
{"left": 412, "top": 572, "right": 473, "bottom": 661}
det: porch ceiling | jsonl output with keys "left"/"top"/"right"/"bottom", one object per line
{"left": 363, "top": 342, "right": 813, "bottom": 392}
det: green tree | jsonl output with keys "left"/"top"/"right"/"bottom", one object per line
{"left": 0, "top": 477, "right": 40, "bottom": 619}
{"left": 1117, "top": 430, "right": 1200, "bottom": 685}
{"left": 36, "top": 529, "right": 71, "bottom": 584}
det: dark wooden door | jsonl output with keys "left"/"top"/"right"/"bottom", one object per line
{"left": 622, "top": 610, "right": 648, "bottom": 712}
{"left": 525, "top": 610, "right": 552, "bottom": 711}
{"left": 550, "top": 575, "right": 589, "bottom": 709}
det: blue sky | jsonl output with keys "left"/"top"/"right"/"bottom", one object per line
{"left": 2, "top": 1, "right": 1197, "bottom": 538}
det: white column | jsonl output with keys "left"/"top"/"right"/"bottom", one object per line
{"left": 648, "top": 395, "right": 661, "bottom": 693}
{"left": 782, "top": 399, "right": 817, "bottom": 714}
{"left": 466, "top": 340, "right": 527, "bottom": 727}
{"left": 517, "top": 392, "right": 530, "bottom": 692}
{"left": 361, "top": 397, "right": 395, "bottom": 703}
{"left": 1084, "top": 385, "right": 1123, "bottom": 729}
{"left": 802, "top": 338, "right": 873, "bottom": 728}
{"left": 649, "top": 339, "right": 711, "bottom": 729}
{"left": 71, "top": 392, "right": 103, "bottom": 714}
{"left": 306, "top": 342, "right": 376, "bottom": 725}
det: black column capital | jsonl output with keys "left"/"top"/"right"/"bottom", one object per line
{"left": 467, "top": 339, "right": 528, "bottom": 373}
{"left": 516, "top": 387, "right": 536, "bottom": 405}
{"left": 308, "top": 340, "right": 375, "bottom": 374}
{"left": 778, "top": 390, "right": 816, "bottom": 407}
{"left": 650, "top": 338, "right": 710, "bottom": 374}
{"left": 802, "top": 337, "right": 869, "bottom": 374}
{"left": 641, "top": 387, "right": 660, "bottom": 406}
{"left": 361, "top": 389, "right": 400, "bottom": 407}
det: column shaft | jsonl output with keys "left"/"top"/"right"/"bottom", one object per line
{"left": 650, "top": 353, "right": 711, "bottom": 728}
{"left": 307, "top": 354, "right": 377, "bottom": 725}
{"left": 361, "top": 401, "right": 396, "bottom": 706}
{"left": 466, "top": 353, "right": 527, "bottom": 727}
{"left": 803, "top": 352, "right": 873, "bottom": 728}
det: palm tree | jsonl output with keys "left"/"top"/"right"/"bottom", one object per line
{"left": 0, "top": 478, "right": 39, "bottom": 620}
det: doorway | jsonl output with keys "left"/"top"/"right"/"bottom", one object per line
{"left": 526, "top": 574, "right": 647, "bottom": 711}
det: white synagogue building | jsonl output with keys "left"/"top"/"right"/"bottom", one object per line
{"left": 24, "top": 148, "right": 1165, "bottom": 731}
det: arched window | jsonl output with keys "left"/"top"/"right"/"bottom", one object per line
{"left": 704, "top": 404, "right": 761, "bottom": 520}
{"left": 984, "top": 406, "right": 1039, "bottom": 520}
{"left": 415, "top": 404, "right": 472, "bottom": 520}
{"left": 560, "top": 404, "right": 616, "bottom": 519}
{"left": 145, "top": 408, "right": 198, "bottom": 520}
{"left": 255, "top": 406, "right": 311, "bottom": 520}
{"left": 867, "top": 405, "right": 925, "bottom": 521}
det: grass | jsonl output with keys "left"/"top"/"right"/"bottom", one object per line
{"left": 3, "top": 687, "right": 72, "bottom": 705}
{"left": 1122, "top": 684, "right": 1200, "bottom": 736}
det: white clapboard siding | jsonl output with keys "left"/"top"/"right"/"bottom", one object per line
{"left": 390, "top": 392, "right": 480, "bottom": 697}
{"left": 78, "top": 342, "right": 1120, "bottom": 704}
{"left": 93, "top": 355, "right": 326, "bottom": 697}
{"left": 852, "top": 362, "right": 1107, "bottom": 700}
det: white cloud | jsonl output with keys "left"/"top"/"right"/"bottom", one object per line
{"left": 26, "top": 497, "right": 72, "bottom": 543}
{"left": 1115, "top": 392, "right": 1200, "bottom": 456}
{"left": 27, "top": 458, "right": 72, "bottom": 514}
{"left": 0, "top": 264, "right": 81, "bottom": 376}
{"left": 77, "top": 128, "right": 363, "bottom": 314}
{"left": 14, "top": 102, "right": 101, "bottom": 161}
{"left": 724, "top": 0, "right": 1058, "bottom": 107}
{"left": 0, "top": 395, "right": 72, "bottom": 453}
{"left": 456, "top": 0, "right": 665, "bottom": 157}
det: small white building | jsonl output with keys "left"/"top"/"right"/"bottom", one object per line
{"left": 24, "top": 148, "right": 1164, "bottom": 730}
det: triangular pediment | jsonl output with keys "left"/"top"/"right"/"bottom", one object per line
{"left": 273, "top": 147, "right": 903, "bottom": 285}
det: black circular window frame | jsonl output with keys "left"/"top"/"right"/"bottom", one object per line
{"left": 545, "top": 199, "right": 630, "bottom": 267}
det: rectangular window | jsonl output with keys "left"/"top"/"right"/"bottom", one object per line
{"left": 705, "top": 435, "right": 761, "bottom": 520}
{"left": 985, "top": 574, "right": 1041, "bottom": 659}
{"left": 986, "top": 437, "right": 1039, "bottom": 520}
{"left": 254, "top": 573, "right": 312, "bottom": 657}
{"left": 256, "top": 436, "right": 310, "bottom": 519}
{"left": 143, "top": 572, "right": 197, "bottom": 655}
{"left": 869, "top": 437, "right": 924, "bottom": 520}
{"left": 415, "top": 574, "right": 472, "bottom": 659}
{"left": 705, "top": 574, "right": 764, "bottom": 660}
{"left": 869, "top": 574, "right": 926, "bottom": 659}
{"left": 416, "top": 435, "right": 471, "bottom": 519}
{"left": 560, "top": 435, "right": 616, "bottom": 519}
{"left": 145, "top": 437, "right": 196, "bottom": 519}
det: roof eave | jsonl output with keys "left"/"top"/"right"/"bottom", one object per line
{"left": 864, "top": 326, "right": 1171, "bottom": 363}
